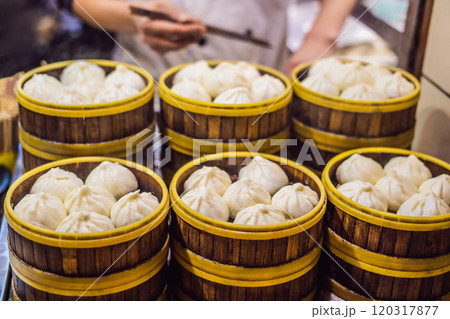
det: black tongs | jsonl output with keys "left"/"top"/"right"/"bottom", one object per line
{"left": 130, "top": 6, "right": 272, "bottom": 49}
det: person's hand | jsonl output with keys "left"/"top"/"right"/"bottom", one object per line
{"left": 131, "top": 1, "right": 206, "bottom": 53}
{"left": 284, "top": 35, "right": 334, "bottom": 76}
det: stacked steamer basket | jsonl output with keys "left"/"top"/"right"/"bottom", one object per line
{"left": 16, "top": 60, "right": 155, "bottom": 172}
{"left": 169, "top": 152, "right": 326, "bottom": 300}
{"left": 0, "top": 76, "right": 19, "bottom": 172}
{"left": 321, "top": 147, "right": 450, "bottom": 301}
{"left": 290, "top": 59, "right": 420, "bottom": 173}
{"left": 158, "top": 61, "right": 292, "bottom": 184}
{"left": 4, "top": 157, "right": 169, "bottom": 300}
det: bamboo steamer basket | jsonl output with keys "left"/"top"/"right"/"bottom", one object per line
{"left": 19, "top": 119, "right": 155, "bottom": 172}
{"left": 4, "top": 157, "right": 170, "bottom": 300}
{"left": 169, "top": 152, "right": 326, "bottom": 300}
{"left": 322, "top": 147, "right": 450, "bottom": 258}
{"left": 322, "top": 228, "right": 450, "bottom": 300}
{"left": 0, "top": 76, "right": 20, "bottom": 172}
{"left": 290, "top": 60, "right": 420, "bottom": 171}
{"left": 16, "top": 60, "right": 155, "bottom": 144}
{"left": 158, "top": 61, "right": 292, "bottom": 183}
{"left": 321, "top": 147, "right": 450, "bottom": 300}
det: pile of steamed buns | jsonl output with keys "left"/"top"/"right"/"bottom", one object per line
{"left": 14, "top": 161, "right": 160, "bottom": 233}
{"left": 336, "top": 154, "right": 450, "bottom": 216}
{"left": 180, "top": 156, "right": 319, "bottom": 225}
{"left": 171, "top": 61, "right": 286, "bottom": 104}
{"left": 23, "top": 60, "right": 146, "bottom": 104}
{"left": 301, "top": 58, "right": 415, "bottom": 101}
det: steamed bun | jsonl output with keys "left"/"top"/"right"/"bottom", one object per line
{"left": 30, "top": 167, "right": 84, "bottom": 202}
{"left": 272, "top": 183, "right": 319, "bottom": 219}
{"left": 171, "top": 79, "right": 211, "bottom": 102}
{"left": 56, "top": 211, "right": 114, "bottom": 233}
{"left": 250, "top": 74, "right": 285, "bottom": 102}
{"left": 14, "top": 193, "right": 67, "bottom": 230}
{"left": 184, "top": 166, "right": 231, "bottom": 196}
{"left": 340, "top": 84, "right": 384, "bottom": 101}
{"left": 233, "top": 204, "right": 286, "bottom": 226}
{"left": 61, "top": 60, "right": 105, "bottom": 86}
{"left": 50, "top": 86, "right": 91, "bottom": 105}
{"left": 329, "top": 61, "right": 373, "bottom": 90}
{"left": 85, "top": 161, "right": 138, "bottom": 199}
{"left": 336, "top": 154, "right": 385, "bottom": 185}
{"left": 384, "top": 155, "right": 432, "bottom": 187}
{"left": 64, "top": 185, "right": 117, "bottom": 217}
{"left": 238, "top": 155, "right": 289, "bottom": 195}
{"left": 222, "top": 178, "right": 271, "bottom": 219}
{"left": 397, "top": 192, "right": 450, "bottom": 217}
{"left": 181, "top": 186, "right": 230, "bottom": 221}
{"left": 419, "top": 174, "right": 450, "bottom": 205}
{"left": 23, "top": 74, "right": 63, "bottom": 102}
{"left": 374, "top": 72, "right": 414, "bottom": 99}
{"left": 173, "top": 60, "right": 211, "bottom": 84}
{"left": 105, "top": 64, "right": 146, "bottom": 91}
{"left": 338, "top": 181, "right": 388, "bottom": 212}
{"left": 213, "top": 87, "right": 252, "bottom": 104}
{"left": 94, "top": 81, "right": 140, "bottom": 103}
{"left": 110, "top": 190, "right": 160, "bottom": 228}
{"left": 201, "top": 62, "right": 247, "bottom": 97}
{"left": 375, "top": 171, "right": 418, "bottom": 211}
{"left": 301, "top": 74, "right": 340, "bottom": 97}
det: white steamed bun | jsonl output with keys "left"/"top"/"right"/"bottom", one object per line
{"left": 384, "top": 155, "right": 432, "bottom": 187}
{"left": 14, "top": 193, "right": 67, "bottom": 230}
{"left": 69, "top": 80, "right": 104, "bottom": 102}
{"left": 374, "top": 72, "right": 414, "bottom": 99}
{"left": 50, "top": 86, "right": 91, "bottom": 105}
{"left": 233, "top": 204, "right": 286, "bottom": 226}
{"left": 250, "top": 74, "right": 285, "bottom": 102}
{"left": 340, "top": 84, "right": 384, "bottom": 101}
{"left": 110, "top": 190, "right": 160, "bottom": 228}
{"left": 94, "top": 80, "right": 140, "bottom": 103}
{"left": 222, "top": 178, "right": 271, "bottom": 219}
{"left": 56, "top": 211, "right": 114, "bottom": 233}
{"left": 236, "top": 61, "right": 260, "bottom": 84}
{"left": 338, "top": 181, "right": 388, "bottom": 212}
{"left": 375, "top": 171, "right": 418, "bottom": 211}
{"left": 23, "top": 74, "right": 63, "bottom": 102}
{"left": 184, "top": 166, "right": 231, "bottom": 196}
{"left": 64, "top": 185, "right": 116, "bottom": 217}
{"left": 397, "top": 192, "right": 450, "bottom": 217}
{"left": 364, "top": 64, "right": 392, "bottom": 81}
{"left": 85, "top": 161, "right": 138, "bottom": 199}
{"left": 60, "top": 60, "right": 105, "bottom": 86}
{"left": 329, "top": 61, "right": 373, "bottom": 90}
{"left": 171, "top": 79, "right": 211, "bottom": 102}
{"left": 336, "top": 154, "right": 385, "bottom": 185}
{"left": 272, "top": 183, "right": 319, "bottom": 219}
{"left": 181, "top": 186, "right": 230, "bottom": 221}
{"left": 419, "top": 174, "right": 450, "bottom": 205}
{"left": 308, "top": 58, "right": 344, "bottom": 77}
{"left": 30, "top": 167, "right": 84, "bottom": 202}
{"left": 201, "top": 62, "right": 247, "bottom": 97}
{"left": 301, "top": 74, "right": 340, "bottom": 97}
{"left": 214, "top": 87, "right": 252, "bottom": 104}
{"left": 173, "top": 60, "right": 211, "bottom": 84}
{"left": 105, "top": 64, "right": 146, "bottom": 91}
{"left": 238, "top": 155, "right": 289, "bottom": 195}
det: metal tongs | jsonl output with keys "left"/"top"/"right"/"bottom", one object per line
{"left": 130, "top": 6, "right": 272, "bottom": 49}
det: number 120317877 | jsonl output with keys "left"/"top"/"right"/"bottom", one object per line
{"left": 371, "top": 305, "right": 439, "bottom": 316}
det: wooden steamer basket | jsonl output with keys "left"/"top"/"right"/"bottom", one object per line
{"left": 0, "top": 76, "right": 20, "bottom": 172}
{"left": 321, "top": 147, "right": 450, "bottom": 300}
{"left": 290, "top": 60, "right": 420, "bottom": 171}
{"left": 4, "top": 157, "right": 170, "bottom": 300}
{"left": 169, "top": 152, "right": 326, "bottom": 300}
{"left": 16, "top": 60, "right": 156, "bottom": 172}
{"left": 158, "top": 61, "right": 292, "bottom": 184}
